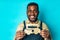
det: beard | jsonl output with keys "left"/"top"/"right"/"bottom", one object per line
{"left": 28, "top": 15, "right": 37, "bottom": 22}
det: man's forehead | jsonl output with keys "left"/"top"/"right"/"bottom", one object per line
{"left": 28, "top": 5, "right": 37, "bottom": 9}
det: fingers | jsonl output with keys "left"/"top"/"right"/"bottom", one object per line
{"left": 16, "top": 34, "right": 24, "bottom": 39}
{"left": 40, "top": 30, "right": 49, "bottom": 38}
{"left": 15, "top": 31, "right": 25, "bottom": 40}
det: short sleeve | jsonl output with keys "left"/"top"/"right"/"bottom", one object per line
{"left": 13, "top": 23, "right": 24, "bottom": 40}
{"left": 42, "top": 22, "right": 49, "bottom": 31}
{"left": 16, "top": 23, "right": 24, "bottom": 32}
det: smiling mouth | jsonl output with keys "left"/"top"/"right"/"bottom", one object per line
{"left": 30, "top": 16, "right": 35, "bottom": 19}
{"left": 29, "top": 16, "right": 36, "bottom": 21}
{"left": 28, "top": 15, "right": 37, "bottom": 22}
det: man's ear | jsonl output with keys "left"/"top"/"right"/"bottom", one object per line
{"left": 38, "top": 11, "right": 39, "bottom": 14}
{"left": 26, "top": 11, "right": 28, "bottom": 15}
{"left": 37, "top": 11, "right": 39, "bottom": 17}
{"left": 38, "top": 11, "right": 39, "bottom": 15}
{"left": 26, "top": 10, "right": 28, "bottom": 17}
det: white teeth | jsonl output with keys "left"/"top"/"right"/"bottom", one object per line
{"left": 30, "top": 16, "right": 34, "bottom": 18}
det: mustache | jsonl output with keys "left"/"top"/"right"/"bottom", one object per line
{"left": 28, "top": 15, "right": 35, "bottom": 17}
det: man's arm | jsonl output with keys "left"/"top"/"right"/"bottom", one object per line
{"left": 14, "top": 23, "right": 25, "bottom": 40}
{"left": 41, "top": 22, "right": 52, "bottom": 40}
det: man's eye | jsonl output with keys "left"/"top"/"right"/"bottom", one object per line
{"left": 34, "top": 10, "right": 37, "bottom": 12}
{"left": 28, "top": 10, "right": 31, "bottom": 12}
{"left": 28, "top": 10, "right": 38, "bottom": 13}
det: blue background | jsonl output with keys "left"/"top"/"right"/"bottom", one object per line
{"left": 0, "top": 0, "right": 60, "bottom": 40}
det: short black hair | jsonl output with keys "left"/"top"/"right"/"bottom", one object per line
{"left": 27, "top": 2, "right": 39, "bottom": 11}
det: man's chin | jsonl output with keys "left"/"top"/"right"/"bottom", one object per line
{"left": 29, "top": 19, "right": 36, "bottom": 22}
{"left": 28, "top": 18, "right": 37, "bottom": 22}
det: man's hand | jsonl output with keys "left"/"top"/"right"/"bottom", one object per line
{"left": 15, "top": 31, "right": 25, "bottom": 40}
{"left": 40, "top": 30, "right": 50, "bottom": 39}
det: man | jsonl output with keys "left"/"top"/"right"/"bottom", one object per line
{"left": 15, "top": 2, "right": 51, "bottom": 40}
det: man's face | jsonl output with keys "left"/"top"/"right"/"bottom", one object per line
{"left": 27, "top": 5, "right": 39, "bottom": 22}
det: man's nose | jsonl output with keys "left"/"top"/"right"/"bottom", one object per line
{"left": 31, "top": 11, "right": 34, "bottom": 15}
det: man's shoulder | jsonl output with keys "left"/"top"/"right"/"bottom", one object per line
{"left": 18, "top": 20, "right": 47, "bottom": 27}
{"left": 20, "top": 20, "right": 46, "bottom": 24}
{"left": 17, "top": 20, "right": 49, "bottom": 31}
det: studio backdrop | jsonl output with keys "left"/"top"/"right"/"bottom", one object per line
{"left": 0, "top": 0, "right": 60, "bottom": 40}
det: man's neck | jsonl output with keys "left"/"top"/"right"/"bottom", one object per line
{"left": 30, "top": 21, "right": 36, "bottom": 24}
{"left": 29, "top": 20, "right": 38, "bottom": 24}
